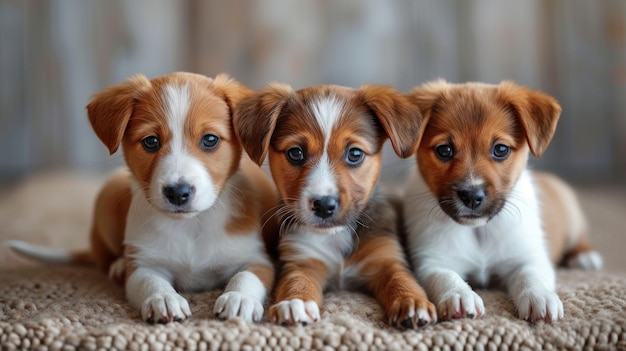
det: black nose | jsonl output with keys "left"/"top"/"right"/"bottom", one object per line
{"left": 312, "top": 196, "right": 338, "bottom": 219}
{"left": 457, "top": 188, "right": 485, "bottom": 210}
{"left": 163, "top": 183, "right": 194, "bottom": 206}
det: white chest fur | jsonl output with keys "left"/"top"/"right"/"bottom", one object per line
{"left": 405, "top": 169, "right": 552, "bottom": 287}
{"left": 125, "top": 184, "right": 266, "bottom": 292}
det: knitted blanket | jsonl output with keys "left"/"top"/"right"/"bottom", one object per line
{"left": 1, "top": 268, "right": 625, "bottom": 350}
{"left": 1, "top": 172, "right": 625, "bottom": 350}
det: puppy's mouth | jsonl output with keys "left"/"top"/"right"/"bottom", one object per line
{"left": 152, "top": 197, "right": 202, "bottom": 219}
{"left": 304, "top": 224, "right": 349, "bottom": 235}
{"left": 452, "top": 214, "right": 491, "bottom": 227}
{"left": 161, "top": 208, "right": 200, "bottom": 219}
{"left": 438, "top": 195, "right": 504, "bottom": 227}
{"left": 281, "top": 205, "right": 354, "bottom": 235}
{"left": 297, "top": 216, "right": 349, "bottom": 234}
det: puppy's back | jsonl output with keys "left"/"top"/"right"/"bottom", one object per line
{"left": 534, "top": 171, "right": 601, "bottom": 269}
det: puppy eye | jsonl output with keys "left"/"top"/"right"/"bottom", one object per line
{"left": 141, "top": 136, "right": 161, "bottom": 153}
{"left": 492, "top": 144, "right": 511, "bottom": 161}
{"left": 435, "top": 144, "right": 454, "bottom": 161}
{"left": 345, "top": 147, "right": 365, "bottom": 167}
{"left": 286, "top": 147, "right": 305, "bottom": 166}
{"left": 200, "top": 134, "right": 220, "bottom": 151}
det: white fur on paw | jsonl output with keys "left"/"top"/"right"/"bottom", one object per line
{"left": 437, "top": 288, "right": 485, "bottom": 320}
{"left": 515, "top": 289, "right": 563, "bottom": 323}
{"left": 141, "top": 292, "right": 191, "bottom": 324}
{"left": 271, "top": 299, "right": 320, "bottom": 326}
{"left": 214, "top": 291, "right": 264, "bottom": 323}
{"left": 567, "top": 251, "right": 603, "bottom": 271}
{"left": 108, "top": 257, "right": 126, "bottom": 282}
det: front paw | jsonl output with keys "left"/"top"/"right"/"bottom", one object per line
{"left": 214, "top": 291, "right": 264, "bottom": 323}
{"left": 387, "top": 295, "right": 437, "bottom": 329}
{"left": 141, "top": 292, "right": 191, "bottom": 324}
{"left": 514, "top": 289, "right": 563, "bottom": 323}
{"left": 437, "top": 288, "right": 485, "bottom": 321}
{"left": 270, "top": 299, "right": 320, "bottom": 326}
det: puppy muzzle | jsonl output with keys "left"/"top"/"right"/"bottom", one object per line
{"left": 439, "top": 183, "right": 502, "bottom": 226}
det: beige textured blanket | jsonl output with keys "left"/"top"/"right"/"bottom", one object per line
{"left": 1, "top": 172, "right": 625, "bottom": 350}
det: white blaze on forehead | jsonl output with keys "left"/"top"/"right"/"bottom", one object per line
{"left": 164, "top": 84, "right": 191, "bottom": 157}
{"left": 303, "top": 96, "right": 344, "bottom": 198}
{"left": 311, "top": 96, "right": 344, "bottom": 147}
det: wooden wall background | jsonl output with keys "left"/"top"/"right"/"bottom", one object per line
{"left": 1, "top": 0, "right": 624, "bottom": 184}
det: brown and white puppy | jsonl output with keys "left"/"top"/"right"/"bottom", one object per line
{"left": 234, "top": 83, "right": 437, "bottom": 328}
{"left": 7, "top": 72, "right": 279, "bottom": 324}
{"left": 403, "top": 80, "right": 602, "bottom": 323}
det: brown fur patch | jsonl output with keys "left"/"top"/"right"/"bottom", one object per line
{"left": 233, "top": 83, "right": 294, "bottom": 165}
{"left": 90, "top": 169, "right": 132, "bottom": 273}
{"left": 357, "top": 85, "right": 424, "bottom": 158}
{"left": 225, "top": 157, "right": 280, "bottom": 236}
{"left": 496, "top": 81, "right": 561, "bottom": 157}
{"left": 87, "top": 75, "right": 152, "bottom": 154}
{"left": 273, "top": 255, "right": 330, "bottom": 305}
{"left": 351, "top": 237, "right": 433, "bottom": 325}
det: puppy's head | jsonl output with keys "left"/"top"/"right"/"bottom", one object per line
{"left": 407, "top": 80, "right": 561, "bottom": 226}
{"left": 87, "top": 72, "right": 252, "bottom": 218}
{"left": 235, "top": 84, "right": 422, "bottom": 233}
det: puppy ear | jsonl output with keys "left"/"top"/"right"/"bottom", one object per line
{"left": 358, "top": 85, "right": 424, "bottom": 158}
{"left": 86, "top": 74, "right": 151, "bottom": 154}
{"left": 496, "top": 81, "right": 561, "bottom": 157}
{"left": 233, "top": 83, "right": 293, "bottom": 165}
{"left": 211, "top": 73, "right": 254, "bottom": 112}
{"left": 404, "top": 79, "right": 449, "bottom": 148}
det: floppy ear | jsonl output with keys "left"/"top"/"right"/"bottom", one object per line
{"left": 233, "top": 83, "right": 293, "bottom": 165}
{"left": 86, "top": 74, "right": 151, "bottom": 154}
{"left": 496, "top": 81, "right": 561, "bottom": 157}
{"left": 357, "top": 85, "right": 424, "bottom": 158}
{"left": 404, "top": 79, "right": 450, "bottom": 148}
{"left": 210, "top": 73, "right": 254, "bottom": 112}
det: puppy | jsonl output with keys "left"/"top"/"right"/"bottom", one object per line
{"left": 234, "top": 83, "right": 437, "bottom": 328}
{"left": 403, "top": 80, "right": 602, "bottom": 323}
{"left": 7, "top": 72, "right": 278, "bottom": 324}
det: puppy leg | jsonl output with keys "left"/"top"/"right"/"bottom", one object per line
{"left": 563, "top": 235, "right": 603, "bottom": 271}
{"left": 126, "top": 266, "right": 191, "bottom": 324}
{"left": 507, "top": 262, "right": 563, "bottom": 323}
{"left": 419, "top": 268, "right": 485, "bottom": 321}
{"left": 350, "top": 236, "right": 436, "bottom": 328}
{"left": 269, "top": 259, "right": 329, "bottom": 326}
{"left": 214, "top": 262, "right": 274, "bottom": 323}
